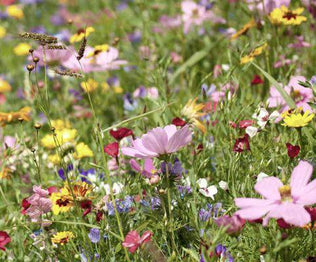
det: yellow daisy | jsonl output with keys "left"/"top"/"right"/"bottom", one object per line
{"left": 73, "top": 142, "right": 94, "bottom": 159}
{"left": 7, "top": 5, "right": 24, "bottom": 19}
{"left": 41, "top": 128, "right": 77, "bottom": 149}
{"left": 51, "top": 231, "right": 74, "bottom": 245}
{"left": 231, "top": 19, "right": 256, "bottom": 40}
{"left": 14, "top": 43, "right": 31, "bottom": 56}
{"left": 181, "top": 98, "right": 206, "bottom": 133}
{"left": 69, "top": 27, "right": 95, "bottom": 43}
{"left": 269, "top": 6, "right": 307, "bottom": 25}
{"left": 51, "top": 119, "right": 71, "bottom": 131}
{"left": 240, "top": 43, "right": 267, "bottom": 64}
{"left": 50, "top": 188, "right": 74, "bottom": 215}
{"left": 282, "top": 108, "right": 314, "bottom": 127}
{"left": 0, "top": 79, "right": 11, "bottom": 93}
{"left": 80, "top": 78, "right": 98, "bottom": 93}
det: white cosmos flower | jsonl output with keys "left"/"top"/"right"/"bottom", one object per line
{"left": 197, "top": 178, "right": 218, "bottom": 199}
{"left": 246, "top": 126, "right": 258, "bottom": 138}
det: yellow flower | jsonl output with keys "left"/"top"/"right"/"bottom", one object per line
{"left": 73, "top": 142, "right": 93, "bottom": 159}
{"left": 51, "top": 231, "right": 74, "bottom": 245}
{"left": 41, "top": 128, "right": 77, "bottom": 149}
{"left": 86, "top": 44, "right": 109, "bottom": 59}
{"left": 69, "top": 27, "right": 95, "bottom": 43}
{"left": 81, "top": 78, "right": 98, "bottom": 93}
{"left": 231, "top": 19, "right": 256, "bottom": 40}
{"left": 269, "top": 6, "right": 307, "bottom": 25}
{"left": 0, "top": 79, "right": 11, "bottom": 93}
{"left": 0, "top": 107, "right": 31, "bottom": 126}
{"left": 14, "top": 43, "right": 31, "bottom": 56}
{"left": 240, "top": 43, "right": 267, "bottom": 64}
{"left": 114, "top": 86, "right": 123, "bottom": 94}
{"left": 51, "top": 119, "right": 71, "bottom": 131}
{"left": 48, "top": 154, "right": 61, "bottom": 165}
{"left": 64, "top": 181, "right": 92, "bottom": 200}
{"left": 0, "top": 168, "right": 10, "bottom": 179}
{"left": 282, "top": 108, "right": 314, "bottom": 127}
{"left": 181, "top": 98, "right": 206, "bottom": 133}
{"left": 50, "top": 188, "right": 74, "bottom": 215}
{"left": 0, "top": 26, "right": 6, "bottom": 38}
{"left": 101, "top": 82, "right": 110, "bottom": 91}
{"left": 7, "top": 5, "right": 24, "bottom": 19}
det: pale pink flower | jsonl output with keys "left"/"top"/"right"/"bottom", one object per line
{"left": 181, "top": 1, "right": 225, "bottom": 34}
{"left": 26, "top": 186, "right": 52, "bottom": 222}
{"left": 246, "top": 0, "right": 290, "bottom": 14}
{"left": 267, "top": 76, "right": 314, "bottom": 113}
{"left": 235, "top": 161, "right": 316, "bottom": 227}
{"left": 273, "top": 55, "right": 292, "bottom": 68}
{"left": 288, "top": 36, "right": 311, "bottom": 49}
{"left": 122, "top": 230, "right": 152, "bottom": 253}
{"left": 122, "top": 125, "right": 192, "bottom": 159}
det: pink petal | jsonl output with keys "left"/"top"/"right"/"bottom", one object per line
{"left": 235, "top": 205, "right": 276, "bottom": 221}
{"left": 235, "top": 198, "right": 277, "bottom": 208}
{"left": 263, "top": 203, "right": 310, "bottom": 227}
{"left": 142, "top": 128, "right": 168, "bottom": 155}
{"left": 139, "top": 231, "right": 152, "bottom": 244}
{"left": 122, "top": 231, "right": 140, "bottom": 247}
{"left": 163, "top": 125, "right": 177, "bottom": 140}
{"left": 295, "top": 179, "right": 316, "bottom": 205}
{"left": 290, "top": 160, "right": 313, "bottom": 197}
{"left": 166, "top": 125, "right": 191, "bottom": 153}
{"left": 254, "top": 177, "right": 282, "bottom": 200}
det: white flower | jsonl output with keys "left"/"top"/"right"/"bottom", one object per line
{"left": 218, "top": 180, "right": 228, "bottom": 191}
{"left": 197, "top": 178, "right": 218, "bottom": 199}
{"left": 102, "top": 182, "right": 124, "bottom": 195}
{"left": 246, "top": 126, "right": 258, "bottom": 138}
{"left": 257, "top": 172, "right": 269, "bottom": 182}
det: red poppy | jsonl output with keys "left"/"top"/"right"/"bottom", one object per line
{"left": 286, "top": 143, "right": 300, "bottom": 158}
{"left": 251, "top": 75, "right": 263, "bottom": 85}
{"left": 110, "top": 128, "right": 133, "bottom": 141}
{"left": 233, "top": 134, "right": 250, "bottom": 152}
{"left": 104, "top": 142, "right": 119, "bottom": 157}
{"left": 122, "top": 230, "right": 152, "bottom": 253}
{"left": 0, "top": 231, "right": 10, "bottom": 251}
{"left": 172, "top": 117, "right": 186, "bottom": 127}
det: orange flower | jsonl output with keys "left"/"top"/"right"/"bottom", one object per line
{"left": 0, "top": 107, "right": 31, "bottom": 126}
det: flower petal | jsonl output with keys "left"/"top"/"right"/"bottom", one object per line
{"left": 254, "top": 177, "right": 282, "bottom": 200}
{"left": 290, "top": 160, "right": 313, "bottom": 197}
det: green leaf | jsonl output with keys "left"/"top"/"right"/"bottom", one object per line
{"left": 115, "top": 243, "right": 122, "bottom": 253}
{"left": 252, "top": 63, "right": 296, "bottom": 108}
{"left": 182, "top": 248, "right": 200, "bottom": 261}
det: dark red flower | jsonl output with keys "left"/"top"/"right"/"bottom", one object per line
{"left": 277, "top": 219, "right": 292, "bottom": 229}
{"left": 0, "top": 231, "right": 10, "bottom": 251}
{"left": 110, "top": 128, "right": 133, "bottom": 141}
{"left": 104, "top": 142, "right": 119, "bottom": 157}
{"left": 229, "top": 121, "right": 237, "bottom": 128}
{"left": 21, "top": 198, "right": 31, "bottom": 214}
{"left": 251, "top": 75, "right": 263, "bottom": 85}
{"left": 172, "top": 117, "right": 186, "bottom": 127}
{"left": 306, "top": 207, "right": 316, "bottom": 221}
{"left": 233, "top": 134, "right": 250, "bottom": 152}
{"left": 96, "top": 211, "right": 103, "bottom": 223}
{"left": 80, "top": 200, "right": 92, "bottom": 217}
{"left": 286, "top": 143, "right": 300, "bottom": 158}
{"left": 238, "top": 120, "right": 253, "bottom": 129}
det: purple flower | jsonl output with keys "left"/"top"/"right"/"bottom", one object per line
{"left": 150, "top": 197, "right": 161, "bottom": 210}
{"left": 199, "top": 208, "right": 211, "bottom": 222}
{"left": 212, "top": 244, "right": 234, "bottom": 262}
{"left": 123, "top": 93, "right": 138, "bottom": 111}
{"left": 88, "top": 228, "right": 100, "bottom": 243}
{"left": 161, "top": 158, "right": 184, "bottom": 177}
{"left": 121, "top": 125, "right": 192, "bottom": 158}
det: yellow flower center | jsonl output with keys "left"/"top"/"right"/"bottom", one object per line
{"left": 278, "top": 185, "right": 292, "bottom": 202}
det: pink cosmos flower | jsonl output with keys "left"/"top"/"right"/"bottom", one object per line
{"left": 246, "top": 0, "right": 290, "bottom": 14}
{"left": 267, "top": 76, "right": 314, "bottom": 113}
{"left": 26, "top": 186, "right": 52, "bottom": 222}
{"left": 235, "top": 161, "right": 316, "bottom": 227}
{"left": 273, "top": 55, "right": 292, "bottom": 68}
{"left": 121, "top": 125, "right": 192, "bottom": 159}
{"left": 62, "top": 46, "right": 127, "bottom": 73}
{"left": 122, "top": 230, "right": 152, "bottom": 253}
{"left": 130, "top": 158, "right": 159, "bottom": 179}
{"left": 181, "top": 1, "right": 225, "bottom": 34}
{"left": 288, "top": 36, "right": 311, "bottom": 49}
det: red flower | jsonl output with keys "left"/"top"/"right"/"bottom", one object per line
{"left": 286, "top": 143, "right": 300, "bottom": 158}
{"left": 306, "top": 207, "right": 316, "bottom": 221}
{"left": 277, "top": 219, "right": 292, "bottom": 229}
{"left": 80, "top": 200, "right": 92, "bottom": 217}
{"left": 238, "top": 120, "right": 253, "bottom": 129}
{"left": 0, "top": 231, "right": 10, "bottom": 251}
{"left": 47, "top": 186, "right": 58, "bottom": 195}
{"left": 110, "top": 128, "right": 133, "bottom": 141}
{"left": 21, "top": 198, "right": 31, "bottom": 214}
{"left": 229, "top": 121, "right": 237, "bottom": 128}
{"left": 122, "top": 230, "right": 152, "bottom": 253}
{"left": 233, "top": 134, "right": 250, "bottom": 152}
{"left": 104, "top": 142, "right": 119, "bottom": 157}
{"left": 96, "top": 211, "right": 103, "bottom": 223}
{"left": 251, "top": 75, "right": 263, "bottom": 85}
{"left": 172, "top": 117, "right": 186, "bottom": 127}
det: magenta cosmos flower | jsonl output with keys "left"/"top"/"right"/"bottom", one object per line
{"left": 267, "top": 76, "right": 314, "bottom": 113}
{"left": 235, "top": 161, "right": 316, "bottom": 227}
{"left": 121, "top": 125, "right": 192, "bottom": 158}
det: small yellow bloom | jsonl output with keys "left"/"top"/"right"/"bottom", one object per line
{"left": 114, "top": 86, "right": 123, "bottom": 94}
{"left": 41, "top": 128, "right": 77, "bottom": 149}
{"left": 0, "top": 79, "right": 11, "bottom": 93}
{"left": 240, "top": 43, "right": 267, "bottom": 64}
{"left": 51, "top": 231, "right": 74, "bottom": 245}
{"left": 269, "top": 6, "right": 307, "bottom": 25}
{"left": 0, "top": 26, "right": 6, "bottom": 38}
{"left": 282, "top": 108, "right": 314, "bottom": 127}
{"left": 14, "top": 43, "right": 31, "bottom": 56}
{"left": 0, "top": 107, "right": 31, "bottom": 126}
{"left": 73, "top": 142, "right": 93, "bottom": 159}
{"left": 70, "top": 27, "right": 94, "bottom": 43}
{"left": 81, "top": 78, "right": 98, "bottom": 93}
{"left": 48, "top": 154, "right": 61, "bottom": 165}
{"left": 181, "top": 98, "right": 206, "bottom": 133}
{"left": 7, "top": 5, "right": 24, "bottom": 19}
{"left": 231, "top": 19, "right": 256, "bottom": 40}
{"left": 50, "top": 188, "right": 74, "bottom": 215}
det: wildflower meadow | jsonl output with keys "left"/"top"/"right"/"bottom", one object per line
{"left": 2, "top": 0, "right": 316, "bottom": 261}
